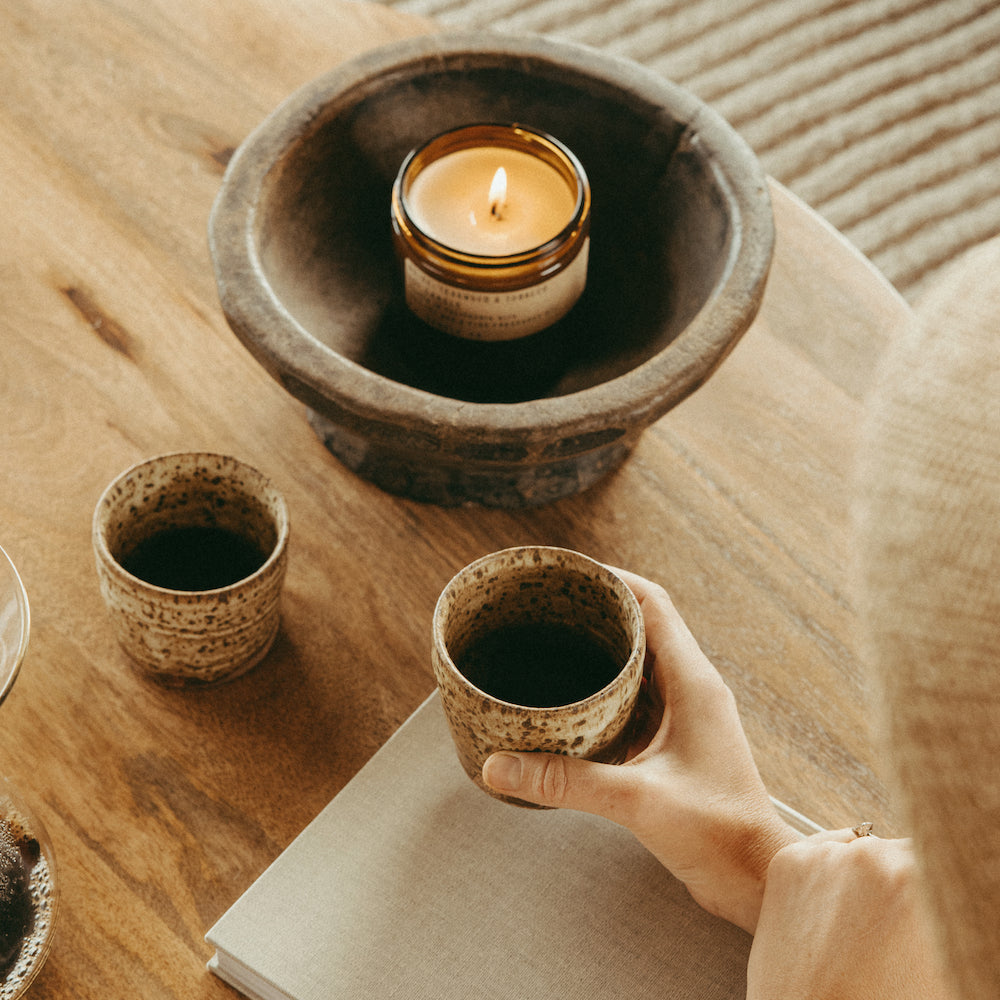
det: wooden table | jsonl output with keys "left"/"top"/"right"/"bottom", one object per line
{"left": 1, "top": 1, "right": 914, "bottom": 996}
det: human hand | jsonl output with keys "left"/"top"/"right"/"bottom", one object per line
{"left": 481, "top": 569, "right": 799, "bottom": 932}
{"left": 747, "top": 829, "right": 956, "bottom": 999}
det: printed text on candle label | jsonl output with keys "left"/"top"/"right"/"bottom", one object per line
{"left": 403, "top": 242, "right": 589, "bottom": 342}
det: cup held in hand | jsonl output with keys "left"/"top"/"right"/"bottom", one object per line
{"left": 432, "top": 546, "right": 645, "bottom": 807}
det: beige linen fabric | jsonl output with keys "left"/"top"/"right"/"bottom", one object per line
{"left": 854, "top": 237, "right": 1000, "bottom": 999}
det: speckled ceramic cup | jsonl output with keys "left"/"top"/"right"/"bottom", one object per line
{"left": 93, "top": 452, "right": 289, "bottom": 686}
{"left": 432, "top": 546, "right": 645, "bottom": 807}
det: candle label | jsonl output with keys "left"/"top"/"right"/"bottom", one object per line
{"left": 403, "top": 241, "right": 589, "bottom": 342}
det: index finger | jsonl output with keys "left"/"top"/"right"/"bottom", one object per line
{"left": 608, "top": 566, "right": 723, "bottom": 699}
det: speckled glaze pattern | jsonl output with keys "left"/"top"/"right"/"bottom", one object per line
{"left": 432, "top": 546, "right": 645, "bottom": 807}
{"left": 92, "top": 453, "right": 289, "bottom": 686}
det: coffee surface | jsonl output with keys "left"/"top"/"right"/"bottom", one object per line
{"left": 457, "top": 621, "right": 623, "bottom": 707}
{"left": 121, "top": 525, "right": 267, "bottom": 591}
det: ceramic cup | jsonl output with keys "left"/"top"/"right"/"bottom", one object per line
{"left": 432, "top": 546, "right": 645, "bottom": 807}
{"left": 92, "top": 452, "right": 289, "bottom": 686}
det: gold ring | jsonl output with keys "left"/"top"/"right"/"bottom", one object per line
{"left": 852, "top": 822, "right": 874, "bottom": 838}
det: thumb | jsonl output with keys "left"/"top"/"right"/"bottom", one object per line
{"left": 482, "top": 751, "right": 636, "bottom": 817}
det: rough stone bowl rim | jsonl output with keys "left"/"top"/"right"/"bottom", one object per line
{"left": 209, "top": 31, "right": 774, "bottom": 447}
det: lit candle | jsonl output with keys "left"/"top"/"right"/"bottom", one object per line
{"left": 404, "top": 147, "right": 577, "bottom": 256}
{"left": 391, "top": 124, "right": 590, "bottom": 342}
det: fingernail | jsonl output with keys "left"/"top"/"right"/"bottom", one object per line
{"left": 483, "top": 752, "right": 522, "bottom": 791}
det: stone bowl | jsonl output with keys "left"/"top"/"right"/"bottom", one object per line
{"left": 209, "top": 32, "right": 774, "bottom": 507}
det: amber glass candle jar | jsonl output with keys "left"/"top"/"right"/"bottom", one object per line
{"left": 391, "top": 123, "right": 591, "bottom": 342}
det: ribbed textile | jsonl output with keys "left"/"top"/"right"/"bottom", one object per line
{"left": 377, "top": 0, "right": 1000, "bottom": 302}
{"left": 854, "top": 236, "right": 1000, "bottom": 999}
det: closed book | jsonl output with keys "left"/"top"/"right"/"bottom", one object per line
{"left": 207, "top": 694, "right": 816, "bottom": 1000}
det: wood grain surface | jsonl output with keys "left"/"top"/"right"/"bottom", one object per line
{"left": 1, "top": 2, "right": 913, "bottom": 997}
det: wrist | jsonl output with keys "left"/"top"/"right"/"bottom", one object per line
{"left": 692, "top": 813, "right": 800, "bottom": 934}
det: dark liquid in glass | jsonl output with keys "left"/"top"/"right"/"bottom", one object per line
{"left": 0, "top": 822, "right": 36, "bottom": 975}
{"left": 0, "top": 812, "right": 51, "bottom": 988}
{"left": 457, "top": 621, "right": 623, "bottom": 707}
{"left": 121, "top": 525, "right": 267, "bottom": 591}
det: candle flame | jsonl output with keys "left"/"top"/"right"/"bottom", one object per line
{"left": 489, "top": 167, "right": 507, "bottom": 220}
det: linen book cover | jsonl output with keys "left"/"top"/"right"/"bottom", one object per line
{"left": 206, "top": 694, "right": 755, "bottom": 1000}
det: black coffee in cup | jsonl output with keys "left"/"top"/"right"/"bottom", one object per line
{"left": 120, "top": 525, "right": 267, "bottom": 591}
{"left": 457, "top": 621, "right": 623, "bottom": 707}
